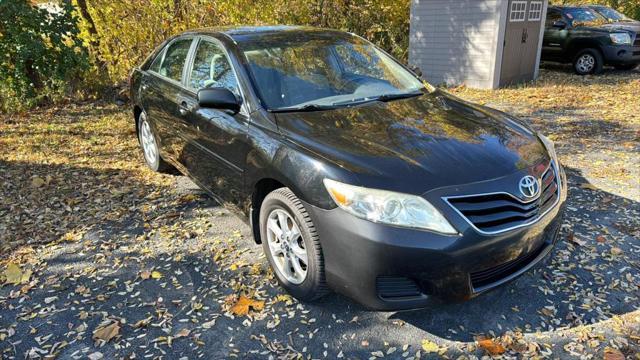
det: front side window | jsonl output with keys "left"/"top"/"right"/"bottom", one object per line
{"left": 157, "top": 38, "right": 193, "bottom": 82}
{"left": 545, "top": 10, "right": 563, "bottom": 27}
{"left": 188, "top": 40, "right": 239, "bottom": 94}
{"left": 239, "top": 33, "right": 424, "bottom": 110}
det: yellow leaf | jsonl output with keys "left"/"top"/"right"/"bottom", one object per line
{"left": 230, "top": 295, "right": 264, "bottom": 316}
{"left": 421, "top": 339, "right": 440, "bottom": 353}
{"left": 478, "top": 338, "right": 506, "bottom": 355}
{"left": 93, "top": 322, "right": 120, "bottom": 343}
{"left": 31, "top": 176, "right": 46, "bottom": 188}
{"left": 580, "top": 183, "right": 598, "bottom": 190}
{"left": 3, "top": 263, "right": 31, "bottom": 285}
{"left": 151, "top": 271, "right": 162, "bottom": 279}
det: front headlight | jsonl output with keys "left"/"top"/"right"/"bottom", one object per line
{"left": 323, "top": 179, "right": 458, "bottom": 234}
{"left": 538, "top": 134, "right": 557, "bottom": 162}
{"left": 610, "top": 33, "right": 632, "bottom": 45}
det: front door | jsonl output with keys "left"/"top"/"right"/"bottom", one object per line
{"left": 181, "top": 37, "right": 250, "bottom": 208}
{"left": 500, "top": 0, "right": 545, "bottom": 86}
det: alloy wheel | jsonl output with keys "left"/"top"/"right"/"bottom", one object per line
{"left": 576, "top": 54, "right": 595, "bottom": 73}
{"left": 266, "top": 208, "right": 308, "bottom": 284}
{"left": 140, "top": 115, "right": 158, "bottom": 165}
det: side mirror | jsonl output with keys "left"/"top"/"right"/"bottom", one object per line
{"left": 552, "top": 20, "right": 567, "bottom": 29}
{"left": 197, "top": 88, "right": 241, "bottom": 113}
{"left": 410, "top": 64, "right": 423, "bottom": 78}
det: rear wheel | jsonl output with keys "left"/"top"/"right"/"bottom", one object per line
{"left": 138, "top": 111, "right": 173, "bottom": 173}
{"left": 260, "top": 188, "right": 328, "bottom": 301}
{"left": 573, "top": 49, "right": 603, "bottom": 75}
{"left": 614, "top": 63, "right": 639, "bottom": 71}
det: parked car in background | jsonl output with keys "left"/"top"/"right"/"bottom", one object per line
{"left": 588, "top": 5, "right": 640, "bottom": 26}
{"left": 130, "top": 26, "right": 567, "bottom": 310}
{"left": 542, "top": 6, "right": 640, "bottom": 74}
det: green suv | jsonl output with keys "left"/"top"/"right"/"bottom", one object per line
{"left": 542, "top": 6, "right": 639, "bottom": 74}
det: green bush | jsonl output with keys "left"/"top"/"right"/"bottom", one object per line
{"left": 0, "top": 0, "right": 89, "bottom": 113}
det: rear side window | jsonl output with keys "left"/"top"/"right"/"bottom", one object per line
{"left": 157, "top": 39, "right": 193, "bottom": 82}
{"left": 149, "top": 49, "right": 164, "bottom": 73}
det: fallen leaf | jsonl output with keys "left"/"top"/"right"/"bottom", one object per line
{"left": 611, "top": 247, "right": 623, "bottom": 256}
{"left": 88, "top": 352, "right": 104, "bottom": 360}
{"left": 603, "top": 347, "right": 625, "bottom": 360}
{"left": 31, "top": 176, "right": 46, "bottom": 188}
{"left": 93, "top": 322, "right": 120, "bottom": 343}
{"left": 3, "top": 263, "right": 31, "bottom": 285}
{"left": 230, "top": 295, "right": 264, "bottom": 316}
{"left": 151, "top": 271, "right": 163, "bottom": 279}
{"left": 596, "top": 235, "right": 606, "bottom": 243}
{"left": 478, "top": 338, "right": 506, "bottom": 355}
{"left": 140, "top": 270, "right": 151, "bottom": 280}
{"left": 580, "top": 183, "right": 598, "bottom": 190}
{"left": 421, "top": 339, "right": 440, "bottom": 353}
{"left": 175, "top": 328, "right": 190, "bottom": 338}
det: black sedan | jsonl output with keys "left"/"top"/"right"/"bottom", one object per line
{"left": 130, "top": 26, "right": 567, "bottom": 310}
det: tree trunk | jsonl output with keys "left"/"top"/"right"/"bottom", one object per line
{"left": 75, "top": 0, "right": 106, "bottom": 69}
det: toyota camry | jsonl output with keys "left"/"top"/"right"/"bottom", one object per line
{"left": 130, "top": 26, "right": 567, "bottom": 310}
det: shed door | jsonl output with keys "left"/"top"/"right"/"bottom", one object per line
{"left": 500, "top": 0, "right": 544, "bottom": 86}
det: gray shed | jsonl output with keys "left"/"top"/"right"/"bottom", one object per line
{"left": 409, "top": 0, "right": 548, "bottom": 89}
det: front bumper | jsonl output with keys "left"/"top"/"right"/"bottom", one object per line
{"left": 306, "top": 165, "right": 568, "bottom": 311}
{"left": 601, "top": 43, "right": 640, "bottom": 65}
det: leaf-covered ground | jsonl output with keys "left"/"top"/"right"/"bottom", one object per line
{"left": 1, "top": 67, "right": 639, "bottom": 359}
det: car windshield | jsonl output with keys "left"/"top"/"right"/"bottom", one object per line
{"left": 237, "top": 31, "right": 425, "bottom": 111}
{"left": 565, "top": 8, "right": 608, "bottom": 26}
{"left": 592, "top": 7, "right": 634, "bottom": 22}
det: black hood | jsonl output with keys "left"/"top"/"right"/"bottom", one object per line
{"left": 274, "top": 91, "right": 550, "bottom": 195}
{"left": 579, "top": 21, "right": 640, "bottom": 33}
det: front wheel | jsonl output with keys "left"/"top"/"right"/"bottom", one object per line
{"left": 573, "top": 49, "right": 603, "bottom": 75}
{"left": 614, "top": 63, "right": 639, "bottom": 71}
{"left": 260, "top": 188, "right": 328, "bottom": 301}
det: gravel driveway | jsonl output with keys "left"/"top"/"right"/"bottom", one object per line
{"left": 1, "top": 68, "right": 638, "bottom": 359}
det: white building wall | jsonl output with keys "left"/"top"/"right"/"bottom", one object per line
{"left": 409, "top": 0, "right": 503, "bottom": 89}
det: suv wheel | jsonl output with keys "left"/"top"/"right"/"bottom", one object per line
{"left": 260, "top": 188, "right": 328, "bottom": 301}
{"left": 138, "top": 111, "right": 173, "bottom": 173}
{"left": 573, "top": 49, "right": 603, "bottom": 75}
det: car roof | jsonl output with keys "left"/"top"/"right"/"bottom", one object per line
{"left": 183, "top": 25, "right": 350, "bottom": 43}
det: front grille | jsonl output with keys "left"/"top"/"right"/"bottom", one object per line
{"left": 376, "top": 276, "right": 422, "bottom": 299}
{"left": 634, "top": 37, "right": 640, "bottom": 47}
{"left": 633, "top": 51, "right": 640, "bottom": 56}
{"left": 470, "top": 243, "right": 546, "bottom": 290}
{"left": 446, "top": 165, "right": 559, "bottom": 234}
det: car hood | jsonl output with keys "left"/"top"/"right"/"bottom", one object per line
{"left": 582, "top": 21, "right": 640, "bottom": 33}
{"left": 274, "top": 90, "right": 550, "bottom": 195}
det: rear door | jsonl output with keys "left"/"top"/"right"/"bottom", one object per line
{"left": 142, "top": 37, "right": 196, "bottom": 161}
{"left": 181, "top": 37, "right": 251, "bottom": 207}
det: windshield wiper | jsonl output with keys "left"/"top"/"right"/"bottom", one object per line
{"left": 330, "top": 91, "right": 424, "bottom": 107}
{"left": 374, "top": 91, "right": 423, "bottom": 102}
{"left": 270, "top": 104, "right": 337, "bottom": 113}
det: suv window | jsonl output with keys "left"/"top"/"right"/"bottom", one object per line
{"left": 188, "top": 40, "right": 239, "bottom": 94}
{"left": 157, "top": 39, "right": 193, "bottom": 82}
{"left": 545, "top": 10, "right": 563, "bottom": 27}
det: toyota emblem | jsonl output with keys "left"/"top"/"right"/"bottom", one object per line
{"left": 519, "top": 175, "right": 540, "bottom": 198}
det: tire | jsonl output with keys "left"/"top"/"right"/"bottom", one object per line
{"left": 573, "top": 48, "right": 603, "bottom": 75}
{"left": 260, "top": 188, "right": 328, "bottom": 301}
{"left": 614, "top": 63, "right": 639, "bottom": 71}
{"left": 137, "top": 111, "right": 173, "bottom": 173}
